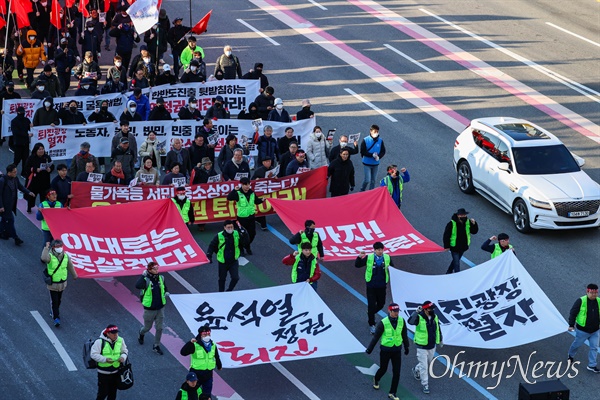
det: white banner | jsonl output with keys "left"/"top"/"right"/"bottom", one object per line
{"left": 389, "top": 252, "right": 567, "bottom": 349}
{"left": 171, "top": 283, "right": 364, "bottom": 368}
{"left": 126, "top": 0, "right": 159, "bottom": 34}
{"left": 2, "top": 80, "right": 261, "bottom": 137}
{"left": 31, "top": 118, "right": 317, "bottom": 159}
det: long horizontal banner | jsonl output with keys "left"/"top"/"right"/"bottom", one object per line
{"left": 1, "top": 79, "right": 260, "bottom": 137}
{"left": 31, "top": 117, "right": 316, "bottom": 160}
{"left": 70, "top": 167, "right": 328, "bottom": 223}
{"left": 269, "top": 187, "right": 444, "bottom": 261}
{"left": 171, "top": 283, "right": 364, "bottom": 368}
{"left": 390, "top": 251, "right": 567, "bottom": 349}
{"left": 41, "top": 199, "right": 209, "bottom": 278}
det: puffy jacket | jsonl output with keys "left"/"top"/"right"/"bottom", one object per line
{"left": 306, "top": 133, "right": 331, "bottom": 169}
{"left": 16, "top": 30, "right": 47, "bottom": 69}
{"left": 128, "top": 95, "right": 150, "bottom": 121}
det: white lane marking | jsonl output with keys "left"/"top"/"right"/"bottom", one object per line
{"left": 344, "top": 88, "right": 398, "bottom": 122}
{"left": 420, "top": 9, "right": 600, "bottom": 103}
{"left": 356, "top": 363, "right": 379, "bottom": 376}
{"left": 383, "top": 43, "right": 435, "bottom": 73}
{"left": 308, "top": 0, "right": 328, "bottom": 10}
{"left": 30, "top": 310, "right": 78, "bottom": 371}
{"left": 168, "top": 271, "right": 200, "bottom": 294}
{"left": 237, "top": 19, "right": 281, "bottom": 46}
{"left": 238, "top": 256, "right": 249, "bottom": 266}
{"left": 272, "top": 362, "right": 321, "bottom": 400}
{"left": 546, "top": 22, "right": 600, "bottom": 47}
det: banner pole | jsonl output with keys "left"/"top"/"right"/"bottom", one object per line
{"left": 188, "top": 0, "right": 192, "bottom": 27}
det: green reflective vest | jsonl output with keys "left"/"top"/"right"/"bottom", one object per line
{"left": 190, "top": 342, "right": 216, "bottom": 370}
{"left": 40, "top": 200, "right": 62, "bottom": 231}
{"left": 179, "top": 387, "right": 203, "bottom": 400}
{"left": 382, "top": 175, "right": 403, "bottom": 200}
{"left": 173, "top": 198, "right": 191, "bottom": 223}
{"left": 217, "top": 231, "right": 240, "bottom": 263}
{"left": 236, "top": 191, "right": 256, "bottom": 218}
{"left": 365, "top": 253, "right": 390, "bottom": 283}
{"left": 97, "top": 337, "right": 123, "bottom": 370}
{"left": 291, "top": 256, "right": 317, "bottom": 283}
{"left": 47, "top": 253, "right": 69, "bottom": 283}
{"left": 575, "top": 296, "right": 600, "bottom": 328}
{"left": 141, "top": 275, "right": 166, "bottom": 308}
{"left": 413, "top": 314, "right": 441, "bottom": 346}
{"left": 298, "top": 232, "right": 319, "bottom": 257}
{"left": 449, "top": 220, "right": 470, "bottom": 247}
{"left": 490, "top": 243, "right": 513, "bottom": 259}
{"left": 381, "top": 317, "right": 404, "bottom": 347}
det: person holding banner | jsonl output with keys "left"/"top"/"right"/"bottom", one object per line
{"left": 41, "top": 240, "right": 78, "bottom": 327}
{"left": 289, "top": 220, "right": 325, "bottom": 259}
{"left": 568, "top": 283, "right": 599, "bottom": 373}
{"left": 172, "top": 187, "right": 195, "bottom": 225}
{"left": 282, "top": 242, "right": 322, "bottom": 291}
{"left": 380, "top": 164, "right": 410, "bottom": 209}
{"left": 227, "top": 177, "right": 263, "bottom": 254}
{"left": 135, "top": 262, "right": 169, "bottom": 356}
{"left": 178, "top": 96, "right": 203, "bottom": 121}
{"left": 180, "top": 325, "right": 222, "bottom": 400}
{"left": 103, "top": 160, "right": 127, "bottom": 185}
{"left": 148, "top": 97, "right": 173, "bottom": 121}
{"left": 285, "top": 149, "right": 310, "bottom": 176}
{"left": 481, "top": 233, "right": 514, "bottom": 259}
{"left": 355, "top": 242, "right": 394, "bottom": 334}
{"left": 409, "top": 301, "right": 443, "bottom": 395}
{"left": 120, "top": 100, "right": 143, "bottom": 122}
{"left": 222, "top": 149, "right": 250, "bottom": 182}
{"left": 443, "top": 208, "right": 478, "bottom": 274}
{"left": 58, "top": 100, "right": 87, "bottom": 125}
{"left": 37, "top": 190, "right": 63, "bottom": 245}
{"left": 190, "top": 158, "right": 219, "bottom": 185}
{"left": 88, "top": 101, "right": 118, "bottom": 123}
{"left": 206, "top": 220, "right": 248, "bottom": 292}
{"left": 365, "top": 303, "right": 409, "bottom": 400}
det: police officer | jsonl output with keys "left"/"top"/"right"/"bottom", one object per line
{"left": 226, "top": 177, "right": 263, "bottom": 255}
{"left": 289, "top": 219, "right": 325, "bottom": 259}
{"left": 355, "top": 242, "right": 394, "bottom": 334}
{"left": 41, "top": 240, "right": 77, "bottom": 327}
{"left": 366, "top": 303, "right": 409, "bottom": 400}
{"left": 481, "top": 233, "right": 514, "bottom": 259}
{"left": 206, "top": 220, "right": 247, "bottom": 292}
{"left": 568, "top": 283, "right": 599, "bottom": 373}
{"left": 172, "top": 187, "right": 194, "bottom": 225}
{"left": 443, "top": 208, "right": 478, "bottom": 273}
{"left": 180, "top": 325, "right": 223, "bottom": 400}
{"left": 409, "top": 301, "right": 443, "bottom": 394}
{"left": 91, "top": 324, "right": 129, "bottom": 400}
{"left": 136, "top": 262, "right": 169, "bottom": 355}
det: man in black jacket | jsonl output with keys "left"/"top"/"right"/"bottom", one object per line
{"left": 253, "top": 86, "right": 274, "bottom": 120}
{"left": 442, "top": 208, "right": 478, "bottom": 274}
{"left": 167, "top": 17, "right": 191, "bottom": 79}
{"left": 327, "top": 149, "right": 355, "bottom": 197}
{"left": 10, "top": 107, "right": 32, "bottom": 176}
{"left": 32, "top": 97, "right": 59, "bottom": 127}
{"left": 0, "top": 164, "right": 35, "bottom": 244}
{"left": 58, "top": 100, "right": 87, "bottom": 125}
{"left": 148, "top": 97, "right": 173, "bottom": 121}
{"left": 329, "top": 135, "right": 359, "bottom": 162}
{"left": 226, "top": 178, "right": 263, "bottom": 254}
{"left": 180, "top": 325, "right": 222, "bottom": 399}
{"left": 178, "top": 96, "right": 202, "bottom": 121}
{"left": 568, "top": 283, "right": 599, "bottom": 373}
{"left": 206, "top": 220, "right": 247, "bottom": 292}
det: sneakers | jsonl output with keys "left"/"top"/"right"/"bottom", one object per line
{"left": 369, "top": 325, "right": 376, "bottom": 335}
{"left": 587, "top": 366, "right": 600, "bottom": 373}
{"left": 153, "top": 345, "right": 164, "bottom": 355}
{"left": 412, "top": 366, "right": 421, "bottom": 380}
{"left": 53, "top": 318, "right": 60, "bottom": 327}
{"left": 14, "top": 237, "right": 24, "bottom": 246}
{"left": 138, "top": 333, "right": 144, "bottom": 345}
{"left": 422, "top": 385, "right": 430, "bottom": 394}
{"left": 372, "top": 378, "right": 379, "bottom": 390}
{"left": 388, "top": 394, "right": 399, "bottom": 400}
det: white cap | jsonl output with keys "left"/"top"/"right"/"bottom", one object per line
{"left": 163, "top": 64, "right": 171, "bottom": 72}
{"left": 274, "top": 98, "right": 283, "bottom": 105}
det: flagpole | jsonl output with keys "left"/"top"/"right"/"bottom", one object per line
{"left": 189, "top": 0, "right": 192, "bottom": 28}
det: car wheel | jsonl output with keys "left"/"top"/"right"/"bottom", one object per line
{"left": 457, "top": 161, "right": 475, "bottom": 194}
{"left": 513, "top": 199, "right": 532, "bottom": 233}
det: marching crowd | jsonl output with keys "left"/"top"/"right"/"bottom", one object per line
{"left": 0, "top": 2, "right": 598, "bottom": 400}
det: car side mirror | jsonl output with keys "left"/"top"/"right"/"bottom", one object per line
{"left": 571, "top": 152, "right": 585, "bottom": 167}
{"left": 498, "top": 162, "right": 510, "bottom": 172}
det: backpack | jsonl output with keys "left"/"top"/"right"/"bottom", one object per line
{"left": 83, "top": 338, "right": 105, "bottom": 369}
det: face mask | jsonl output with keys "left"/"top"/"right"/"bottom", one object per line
{"left": 314, "top": 131, "right": 322, "bottom": 138}
{"left": 225, "top": 51, "right": 232, "bottom": 57}
{"left": 115, "top": 61, "right": 122, "bottom": 67}
{"left": 177, "top": 195, "right": 186, "bottom": 200}
{"left": 122, "top": 13, "right": 128, "bottom": 17}
{"left": 201, "top": 335, "right": 211, "bottom": 343}
{"left": 215, "top": 102, "right": 222, "bottom": 108}
{"left": 143, "top": 57, "right": 151, "bottom": 63}
{"left": 371, "top": 133, "right": 379, "bottom": 138}
{"left": 340, "top": 142, "right": 347, "bottom": 148}
{"left": 38, "top": 86, "right": 45, "bottom": 91}
{"left": 190, "top": 66, "right": 197, "bottom": 72}
{"left": 189, "top": 103, "right": 197, "bottom": 109}
{"left": 29, "top": 36, "right": 36, "bottom": 41}
{"left": 54, "top": 247, "right": 63, "bottom": 254}
{"left": 70, "top": 106, "right": 77, "bottom": 112}
{"left": 129, "top": 107, "right": 137, "bottom": 112}
{"left": 225, "top": 228, "right": 234, "bottom": 234}
{"left": 276, "top": 104, "right": 283, "bottom": 110}
{"left": 101, "top": 106, "right": 108, "bottom": 111}
{"left": 44, "top": 101, "right": 51, "bottom": 107}
{"left": 82, "top": 85, "right": 89, "bottom": 90}
{"left": 87, "top": 27, "right": 94, "bottom": 31}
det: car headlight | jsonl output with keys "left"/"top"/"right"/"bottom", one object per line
{"left": 529, "top": 197, "right": 552, "bottom": 210}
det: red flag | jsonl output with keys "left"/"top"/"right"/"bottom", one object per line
{"left": 79, "top": 0, "right": 89, "bottom": 18}
{"left": 10, "top": 0, "right": 32, "bottom": 29}
{"left": 0, "top": 0, "right": 6, "bottom": 15}
{"left": 104, "top": 0, "right": 110, "bottom": 12}
{"left": 50, "top": 1, "right": 63, "bottom": 29}
{"left": 0, "top": 16, "right": 5, "bottom": 32}
{"left": 191, "top": 9, "right": 212, "bottom": 35}
{"left": 157, "top": 0, "right": 162, "bottom": 10}
{"left": 66, "top": 0, "right": 76, "bottom": 7}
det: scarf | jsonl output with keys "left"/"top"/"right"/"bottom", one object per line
{"left": 232, "top": 156, "right": 242, "bottom": 166}
{"left": 173, "top": 148, "right": 183, "bottom": 164}
{"left": 110, "top": 168, "right": 125, "bottom": 179}
{"left": 201, "top": 339, "right": 213, "bottom": 352}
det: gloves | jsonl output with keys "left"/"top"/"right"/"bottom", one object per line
{"left": 350, "top": 187, "right": 354, "bottom": 192}
{"left": 365, "top": 348, "right": 372, "bottom": 355}
{"left": 404, "top": 347, "right": 409, "bottom": 355}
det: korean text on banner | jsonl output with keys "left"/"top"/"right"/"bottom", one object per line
{"left": 41, "top": 199, "right": 209, "bottom": 278}
{"left": 171, "top": 283, "right": 365, "bottom": 368}
{"left": 389, "top": 251, "right": 567, "bottom": 349}
{"left": 269, "top": 187, "right": 444, "bottom": 260}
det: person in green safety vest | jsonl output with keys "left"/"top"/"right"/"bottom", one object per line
{"left": 90, "top": 324, "right": 129, "bottom": 400}
{"left": 135, "top": 262, "right": 169, "bottom": 355}
{"left": 36, "top": 189, "right": 62, "bottom": 245}
{"left": 408, "top": 301, "right": 443, "bottom": 395}
{"left": 443, "top": 207, "right": 478, "bottom": 274}
{"left": 480, "top": 232, "right": 515, "bottom": 259}
{"left": 365, "top": 303, "right": 409, "bottom": 400}
{"left": 226, "top": 177, "right": 263, "bottom": 255}
{"left": 175, "top": 372, "right": 200, "bottom": 400}
{"left": 40, "top": 239, "right": 77, "bottom": 327}
{"left": 567, "top": 283, "right": 599, "bottom": 373}
{"left": 379, "top": 164, "right": 410, "bottom": 209}
{"left": 282, "top": 241, "right": 322, "bottom": 291}
{"left": 289, "top": 219, "right": 324, "bottom": 260}
{"left": 180, "top": 325, "right": 223, "bottom": 399}
{"left": 172, "top": 186, "right": 195, "bottom": 225}
{"left": 206, "top": 220, "right": 248, "bottom": 292}
{"left": 355, "top": 241, "right": 394, "bottom": 334}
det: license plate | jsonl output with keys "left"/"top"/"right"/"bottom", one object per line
{"left": 568, "top": 211, "right": 590, "bottom": 217}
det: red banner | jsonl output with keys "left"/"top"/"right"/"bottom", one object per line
{"left": 70, "top": 167, "right": 328, "bottom": 224}
{"left": 41, "top": 199, "right": 208, "bottom": 278}
{"left": 269, "top": 187, "right": 444, "bottom": 261}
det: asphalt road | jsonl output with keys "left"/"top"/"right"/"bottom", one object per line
{"left": 0, "top": 0, "right": 598, "bottom": 399}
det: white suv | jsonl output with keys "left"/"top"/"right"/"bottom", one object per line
{"left": 453, "top": 117, "right": 600, "bottom": 232}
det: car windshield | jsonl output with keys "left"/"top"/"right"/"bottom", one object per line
{"left": 512, "top": 145, "right": 580, "bottom": 175}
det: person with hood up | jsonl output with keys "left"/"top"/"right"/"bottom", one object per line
{"left": 109, "top": 17, "right": 140, "bottom": 77}
{"left": 306, "top": 126, "right": 332, "bottom": 169}
{"left": 32, "top": 64, "right": 62, "bottom": 97}
{"left": 24, "top": 143, "right": 54, "bottom": 213}
{"left": 180, "top": 325, "right": 222, "bottom": 399}
{"left": 148, "top": 97, "right": 172, "bottom": 121}
{"left": 155, "top": 64, "right": 177, "bottom": 86}
{"left": 328, "top": 148, "right": 355, "bottom": 197}
{"left": 30, "top": 79, "right": 52, "bottom": 100}
{"left": 204, "top": 96, "right": 230, "bottom": 120}
{"left": 16, "top": 30, "right": 47, "bottom": 89}
{"left": 41, "top": 239, "right": 77, "bottom": 327}
{"left": 74, "top": 77, "right": 99, "bottom": 96}
{"left": 242, "top": 62, "right": 269, "bottom": 91}
{"left": 237, "top": 102, "right": 260, "bottom": 120}
{"left": 120, "top": 100, "right": 143, "bottom": 122}
{"left": 32, "top": 97, "right": 59, "bottom": 127}
{"left": 217, "top": 134, "right": 243, "bottom": 173}
{"left": 296, "top": 98, "right": 314, "bottom": 120}
{"left": 11, "top": 107, "right": 33, "bottom": 176}
{"left": 268, "top": 98, "right": 292, "bottom": 123}
{"left": 90, "top": 324, "right": 129, "bottom": 400}
{"left": 128, "top": 87, "right": 151, "bottom": 120}
{"left": 88, "top": 100, "right": 118, "bottom": 123}
{"left": 58, "top": 100, "right": 87, "bottom": 125}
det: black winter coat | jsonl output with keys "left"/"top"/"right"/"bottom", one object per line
{"left": 328, "top": 156, "right": 355, "bottom": 196}
{"left": 10, "top": 115, "right": 31, "bottom": 146}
